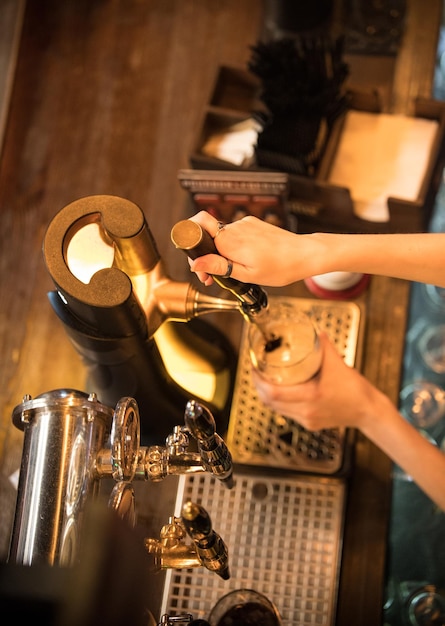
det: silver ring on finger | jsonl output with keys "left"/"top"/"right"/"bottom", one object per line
{"left": 213, "top": 221, "right": 225, "bottom": 239}
{"left": 222, "top": 258, "right": 233, "bottom": 278}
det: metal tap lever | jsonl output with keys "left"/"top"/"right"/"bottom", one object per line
{"left": 184, "top": 400, "right": 233, "bottom": 489}
{"left": 158, "top": 616, "right": 210, "bottom": 625}
{"left": 171, "top": 219, "right": 268, "bottom": 317}
{"left": 158, "top": 615, "right": 193, "bottom": 624}
{"left": 181, "top": 501, "right": 230, "bottom": 580}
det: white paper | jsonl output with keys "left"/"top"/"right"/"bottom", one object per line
{"left": 328, "top": 111, "right": 438, "bottom": 222}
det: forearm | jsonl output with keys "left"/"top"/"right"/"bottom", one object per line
{"left": 309, "top": 232, "right": 445, "bottom": 287}
{"left": 188, "top": 212, "right": 445, "bottom": 288}
{"left": 360, "top": 391, "right": 445, "bottom": 511}
{"left": 253, "top": 336, "right": 445, "bottom": 510}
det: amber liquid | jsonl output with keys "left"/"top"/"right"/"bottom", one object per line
{"left": 216, "top": 601, "right": 280, "bottom": 626}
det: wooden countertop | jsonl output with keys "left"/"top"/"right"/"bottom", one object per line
{"left": 0, "top": 1, "right": 442, "bottom": 624}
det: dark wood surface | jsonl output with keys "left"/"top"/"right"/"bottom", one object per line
{"left": 0, "top": 1, "right": 442, "bottom": 624}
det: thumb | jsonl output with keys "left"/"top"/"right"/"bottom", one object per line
{"left": 318, "top": 331, "right": 350, "bottom": 369}
{"left": 190, "top": 254, "right": 231, "bottom": 277}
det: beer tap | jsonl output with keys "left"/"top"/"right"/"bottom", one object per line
{"left": 181, "top": 501, "right": 230, "bottom": 580}
{"left": 171, "top": 219, "right": 281, "bottom": 351}
{"left": 183, "top": 399, "right": 233, "bottom": 489}
{"left": 43, "top": 195, "right": 239, "bottom": 443}
{"left": 145, "top": 501, "right": 230, "bottom": 580}
{"left": 130, "top": 399, "right": 233, "bottom": 487}
{"left": 9, "top": 390, "right": 233, "bottom": 567}
{"left": 171, "top": 218, "right": 269, "bottom": 322}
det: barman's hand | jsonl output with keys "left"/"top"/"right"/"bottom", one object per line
{"left": 188, "top": 211, "right": 322, "bottom": 287}
{"left": 252, "top": 333, "right": 375, "bottom": 431}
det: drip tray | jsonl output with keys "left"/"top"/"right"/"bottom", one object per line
{"left": 227, "top": 296, "right": 363, "bottom": 474}
{"left": 161, "top": 469, "right": 346, "bottom": 625}
{"left": 161, "top": 296, "right": 362, "bottom": 624}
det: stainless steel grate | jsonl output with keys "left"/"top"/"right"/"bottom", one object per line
{"left": 161, "top": 469, "right": 346, "bottom": 625}
{"left": 226, "top": 296, "right": 363, "bottom": 474}
{"left": 161, "top": 296, "right": 362, "bottom": 624}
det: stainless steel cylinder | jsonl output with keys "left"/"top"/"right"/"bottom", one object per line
{"left": 9, "top": 389, "right": 113, "bottom": 566}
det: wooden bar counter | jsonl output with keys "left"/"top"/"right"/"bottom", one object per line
{"left": 0, "top": 1, "right": 442, "bottom": 624}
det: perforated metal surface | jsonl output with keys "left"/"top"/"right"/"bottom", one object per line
{"left": 161, "top": 296, "right": 361, "bottom": 624}
{"left": 161, "top": 470, "right": 346, "bottom": 625}
{"left": 227, "top": 296, "right": 362, "bottom": 474}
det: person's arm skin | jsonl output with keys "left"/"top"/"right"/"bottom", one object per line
{"left": 188, "top": 211, "right": 445, "bottom": 288}
{"left": 253, "top": 334, "right": 445, "bottom": 512}
{"left": 183, "top": 211, "right": 445, "bottom": 511}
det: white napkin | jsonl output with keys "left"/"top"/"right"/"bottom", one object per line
{"left": 201, "top": 118, "right": 260, "bottom": 166}
{"left": 328, "top": 111, "right": 438, "bottom": 222}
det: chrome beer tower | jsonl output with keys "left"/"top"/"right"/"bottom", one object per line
{"left": 9, "top": 388, "right": 231, "bottom": 582}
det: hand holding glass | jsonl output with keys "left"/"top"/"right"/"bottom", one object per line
{"left": 248, "top": 300, "right": 322, "bottom": 385}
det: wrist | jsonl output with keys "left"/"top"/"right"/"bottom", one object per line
{"left": 358, "top": 386, "right": 398, "bottom": 440}
{"left": 302, "top": 233, "right": 340, "bottom": 277}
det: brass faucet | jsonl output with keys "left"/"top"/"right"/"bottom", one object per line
{"left": 42, "top": 195, "right": 241, "bottom": 443}
{"left": 145, "top": 501, "right": 230, "bottom": 580}
{"left": 43, "top": 194, "right": 240, "bottom": 338}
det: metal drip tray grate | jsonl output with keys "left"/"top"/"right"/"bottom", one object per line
{"left": 227, "top": 296, "right": 363, "bottom": 474}
{"left": 161, "top": 469, "right": 346, "bottom": 625}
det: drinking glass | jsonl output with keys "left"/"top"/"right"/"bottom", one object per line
{"left": 417, "top": 324, "right": 445, "bottom": 374}
{"left": 208, "top": 588, "right": 282, "bottom": 626}
{"left": 248, "top": 299, "right": 322, "bottom": 385}
{"left": 399, "top": 381, "right": 445, "bottom": 430}
{"left": 404, "top": 584, "right": 445, "bottom": 625}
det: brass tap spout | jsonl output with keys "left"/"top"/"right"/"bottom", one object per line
{"left": 171, "top": 219, "right": 269, "bottom": 320}
{"left": 145, "top": 502, "right": 230, "bottom": 580}
{"left": 145, "top": 516, "right": 201, "bottom": 570}
{"left": 171, "top": 219, "right": 279, "bottom": 347}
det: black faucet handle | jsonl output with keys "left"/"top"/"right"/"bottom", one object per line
{"left": 181, "top": 501, "right": 230, "bottom": 580}
{"left": 184, "top": 400, "right": 234, "bottom": 489}
{"left": 171, "top": 219, "right": 245, "bottom": 291}
{"left": 171, "top": 219, "right": 268, "bottom": 314}
{"left": 184, "top": 399, "right": 217, "bottom": 443}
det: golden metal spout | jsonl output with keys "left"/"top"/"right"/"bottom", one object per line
{"left": 144, "top": 501, "right": 230, "bottom": 579}
{"left": 145, "top": 517, "right": 201, "bottom": 570}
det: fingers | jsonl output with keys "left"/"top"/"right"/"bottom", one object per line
{"left": 186, "top": 211, "right": 233, "bottom": 283}
{"left": 250, "top": 333, "right": 346, "bottom": 431}
{"left": 189, "top": 210, "right": 225, "bottom": 238}
{"left": 252, "top": 369, "right": 317, "bottom": 405}
{"left": 187, "top": 256, "right": 213, "bottom": 285}
{"left": 190, "top": 253, "right": 233, "bottom": 277}
{"left": 189, "top": 211, "right": 304, "bottom": 287}
{"left": 187, "top": 210, "right": 300, "bottom": 286}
